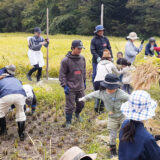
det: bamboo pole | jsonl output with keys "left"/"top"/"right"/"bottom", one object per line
{"left": 101, "top": 4, "right": 104, "bottom": 26}
{"left": 46, "top": 8, "right": 49, "bottom": 80}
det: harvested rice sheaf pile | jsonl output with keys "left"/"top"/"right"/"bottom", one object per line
{"left": 132, "top": 58, "right": 160, "bottom": 90}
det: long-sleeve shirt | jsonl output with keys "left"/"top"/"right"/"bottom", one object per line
{"left": 90, "top": 35, "right": 113, "bottom": 63}
{"left": 154, "top": 47, "right": 160, "bottom": 53}
{"left": 82, "top": 89, "right": 129, "bottom": 118}
{"left": 119, "top": 120, "right": 160, "bottom": 160}
{"left": 29, "top": 36, "right": 49, "bottom": 51}
{"left": 145, "top": 43, "right": 159, "bottom": 56}
{"left": 125, "top": 41, "right": 143, "bottom": 64}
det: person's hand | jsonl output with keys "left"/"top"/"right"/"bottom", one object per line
{"left": 97, "top": 57, "right": 101, "bottom": 63}
{"left": 79, "top": 97, "right": 85, "bottom": 102}
{"left": 41, "top": 41, "right": 47, "bottom": 45}
{"left": 144, "top": 56, "right": 148, "bottom": 60}
{"left": 141, "top": 40, "right": 144, "bottom": 44}
{"left": 64, "top": 86, "right": 70, "bottom": 95}
{"left": 150, "top": 46, "right": 154, "bottom": 51}
{"left": 45, "top": 38, "right": 49, "bottom": 43}
{"left": 108, "top": 111, "right": 113, "bottom": 115}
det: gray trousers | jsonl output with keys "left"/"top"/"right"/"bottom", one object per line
{"left": 65, "top": 90, "right": 85, "bottom": 114}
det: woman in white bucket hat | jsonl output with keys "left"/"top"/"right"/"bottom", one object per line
{"left": 59, "top": 146, "right": 97, "bottom": 160}
{"left": 125, "top": 32, "right": 144, "bottom": 64}
{"left": 119, "top": 90, "right": 160, "bottom": 160}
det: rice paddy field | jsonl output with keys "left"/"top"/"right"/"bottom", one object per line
{"left": 0, "top": 33, "right": 160, "bottom": 160}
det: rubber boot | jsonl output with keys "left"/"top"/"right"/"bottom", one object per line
{"left": 17, "top": 121, "right": 25, "bottom": 141}
{"left": 66, "top": 114, "right": 72, "bottom": 129}
{"left": 27, "top": 67, "right": 37, "bottom": 81}
{"left": 110, "top": 145, "right": 117, "bottom": 158}
{"left": 75, "top": 113, "right": 83, "bottom": 122}
{"left": 99, "top": 100, "right": 104, "bottom": 113}
{"left": 94, "top": 99, "right": 100, "bottom": 113}
{"left": 37, "top": 67, "right": 42, "bottom": 82}
{"left": 0, "top": 117, "right": 7, "bottom": 136}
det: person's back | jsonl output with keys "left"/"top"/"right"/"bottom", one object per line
{"left": 119, "top": 120, "right": 160, "bottom": 160}
{"left": 0, "top": 76, "right": 26, "bottom": 98}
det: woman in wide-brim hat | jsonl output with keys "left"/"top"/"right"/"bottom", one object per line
{"left": 125, "top": 32, "right": 144, "bottom": 64}
{"left": 119, "top": 90, "right": 160, "bottom": 160}
{"left": 79, "top": 74, "right": 129, "bottom": 158}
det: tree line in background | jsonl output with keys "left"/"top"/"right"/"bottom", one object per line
{"left": 0, "top": 0, "right": 159, "bottom": 37}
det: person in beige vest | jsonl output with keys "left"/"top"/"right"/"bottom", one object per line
{"left": 60, "top": 146, "right": 97, "bottom": 160}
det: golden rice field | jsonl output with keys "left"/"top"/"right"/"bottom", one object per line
{"left": 0, "top": 33, "right": 160, "bottom": 160}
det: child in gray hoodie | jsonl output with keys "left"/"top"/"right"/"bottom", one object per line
{"left": 79, "top": 74, "right": 129, "bottom": 158}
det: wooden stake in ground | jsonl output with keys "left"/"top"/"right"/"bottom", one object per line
{"left": 101, "top": 4, "right": 104, "bottom": 26}
{"left": 46, "top": 8, "right": 49, "bottom": 80}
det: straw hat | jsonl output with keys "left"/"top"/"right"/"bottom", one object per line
{"left": 5, "top": 64, "right": 16, "bottom": 75}
{"left": 127, "top": 32, "right": 139, "bottom": 40}
{"left": 121, "top": 90, "right": 157, "bottom": 121}
{"left": 102, "top": 49, "right": 111, "bottom": 58}
{"left": 59, "top": 146, "right": 97, "bottom": 160}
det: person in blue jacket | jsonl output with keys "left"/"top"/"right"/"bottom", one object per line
{"left": 0, "top": 65, "right": 27, "bottom": 141}
{"left": 145, "top": 37, "right": 159, "bottom": 57}
{"left": 119, "top": 90, "right": 160, "bottom": 160}
{"left": 90, "top": 25, "right": 113, "bottom": 84}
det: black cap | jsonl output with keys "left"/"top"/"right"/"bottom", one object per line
{"left": 34, "top": 27, "right": 41, "bottom": 33}
{"left": 71, "top": 40, "right": 85, "bottom": 49}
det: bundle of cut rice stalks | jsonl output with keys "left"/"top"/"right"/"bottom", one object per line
{"left": 132, "top": 58, "right": 160, "bottom": 90}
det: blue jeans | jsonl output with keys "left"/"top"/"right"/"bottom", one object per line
{"left": 92, "top": 63, "right": 97, "bottom": 84}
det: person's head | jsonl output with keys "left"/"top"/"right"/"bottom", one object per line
{"left": 5, "top": 64, "right": 16, "bottom": 75}
{"left": 34, "top": 27, "right": 41, "bottom": 37}
{"left": 127, "top": 32, "right": 139, "bottom": 42}
{"left": 120, "top": 90, "right": 157, "bottom": 142}
{"left": 117, "top": 58, "right": 131, "bottom": 68}
{"left": 101, "top": 49, "right": 112, "bottom": 61}
{"left": 71, "top": 40, "right": 85, "bottom": 56}
{"left": 117, "top": 52, "right": 123, "bottom": 59}
{"left": 149, "top": 37, "right": 156, "bottom": 45}
{"left": 94, "top": 25, "right": 104, "bottom": 36}
{"left": 100, "top": 74, "right": 121, "bottom": 93}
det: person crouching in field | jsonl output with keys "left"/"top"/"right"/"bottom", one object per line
{"left": 79, "top": 74, "right": 129, "bottom": 158}
{"left": 94, "top": 49, "right": 121, "bottom": 113}
{"left": 27, "top": 27, "right": 49, "bottom": 82}
{"left": 119, "top": 90, "right": 160, "bottom": 160}
{"left": 145, "top": 37, "right": 160, "bottom": 58}
{"left": 0, "top": 65, "right": 26, "bottom": 141}
{"left": 59, "top": 40, "right": 86, "bottom": 129}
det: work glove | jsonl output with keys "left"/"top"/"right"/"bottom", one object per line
{"left": 154, "top": 135, "right": 160, "bottom": 141}
{"left": 144, "top": 56, "right": 148, "bottom": 60}
{"left": 97, "top": 57, "right": 101, "bottom": 63}
{"left": 150, "top": 46, "right": 154, "bottom": 51}
{"left": 79, "top": 97, "right": 86, "bottom": 102}
{"left": 64, "top": 86, "right": 70, "bottom": 95}
{"left": 141, "top": 40, "right": 144, "bottom": 44}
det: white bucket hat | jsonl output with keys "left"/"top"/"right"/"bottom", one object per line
{"left": 127, "top": 32, "right": 139, "bottom": 40}
{"left": 59, "top": 146, "right": 97, "bottom": 160}
{"left": 121, "top": 90, "right": 157, "bottom": 121}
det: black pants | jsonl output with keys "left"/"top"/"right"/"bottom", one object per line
{"left": 94, "top": 81, "right": 104, "bottom": 110}
{"left": 28, "top": 64, "right": 42, "bottom": 81}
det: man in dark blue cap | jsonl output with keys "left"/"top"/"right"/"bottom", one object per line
{"left": 90, "top": 25, "right": 113, "bottom": 84}
{"left": 59, "top": 40, "right": 86, "bottom": 128}
{"left": 27, "top": 27, "right": 49, "bottom": 82}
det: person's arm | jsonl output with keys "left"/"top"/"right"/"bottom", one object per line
{"left": 154, "top": 44, "right": 160, "bottom": 55}
{"left": 144, "top": 138, "right": 160, "bottom": 159}
{"left": 83, "top": 57, "right": 86, "bottom": 88}
{"left": 154, "top": 47, "right": 160, "bottom": 52}
{"left": 29, "top": 38, "right": 43, "bottom": 50}
{"left": 106, "top": 38, "right": 113, "bottom": 58}
{"left": 90, "top": 39, "right": 100, "bottom": 60}
{"left": 59, "top": 59, "right": 68, "bottom": 87}
{"left": 79, "top": 91, "right": 101, "bottom": 102}
{"left": 145, "top": 43, "right": 150, "bottom": 56}
{"left": 112, "top": 64, "right": 122, "bottom": 76}
{"left": 119, "top": 89, "right": 130, "bottom": 101}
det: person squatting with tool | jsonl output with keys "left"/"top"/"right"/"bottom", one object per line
{"left": 59, "top": 40, "right": 86, "bottom": 129}
{"left": 79, "top": 74, "right": 129, "bottom": 158}
{"left": 27, "top": 27, "right": 49, "bottom": 82}
{"left": 0, "top": 65, "right": 26, "bottom": 141}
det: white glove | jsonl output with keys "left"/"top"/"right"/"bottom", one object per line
{"left": 144, "top": 56, "right": 148, "bottom": 60}
{"left": 97, "top": 57, "right": 101, "bottom": 63}
{"left": 79, "top": 97, "right": 86, "bottom": 102}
